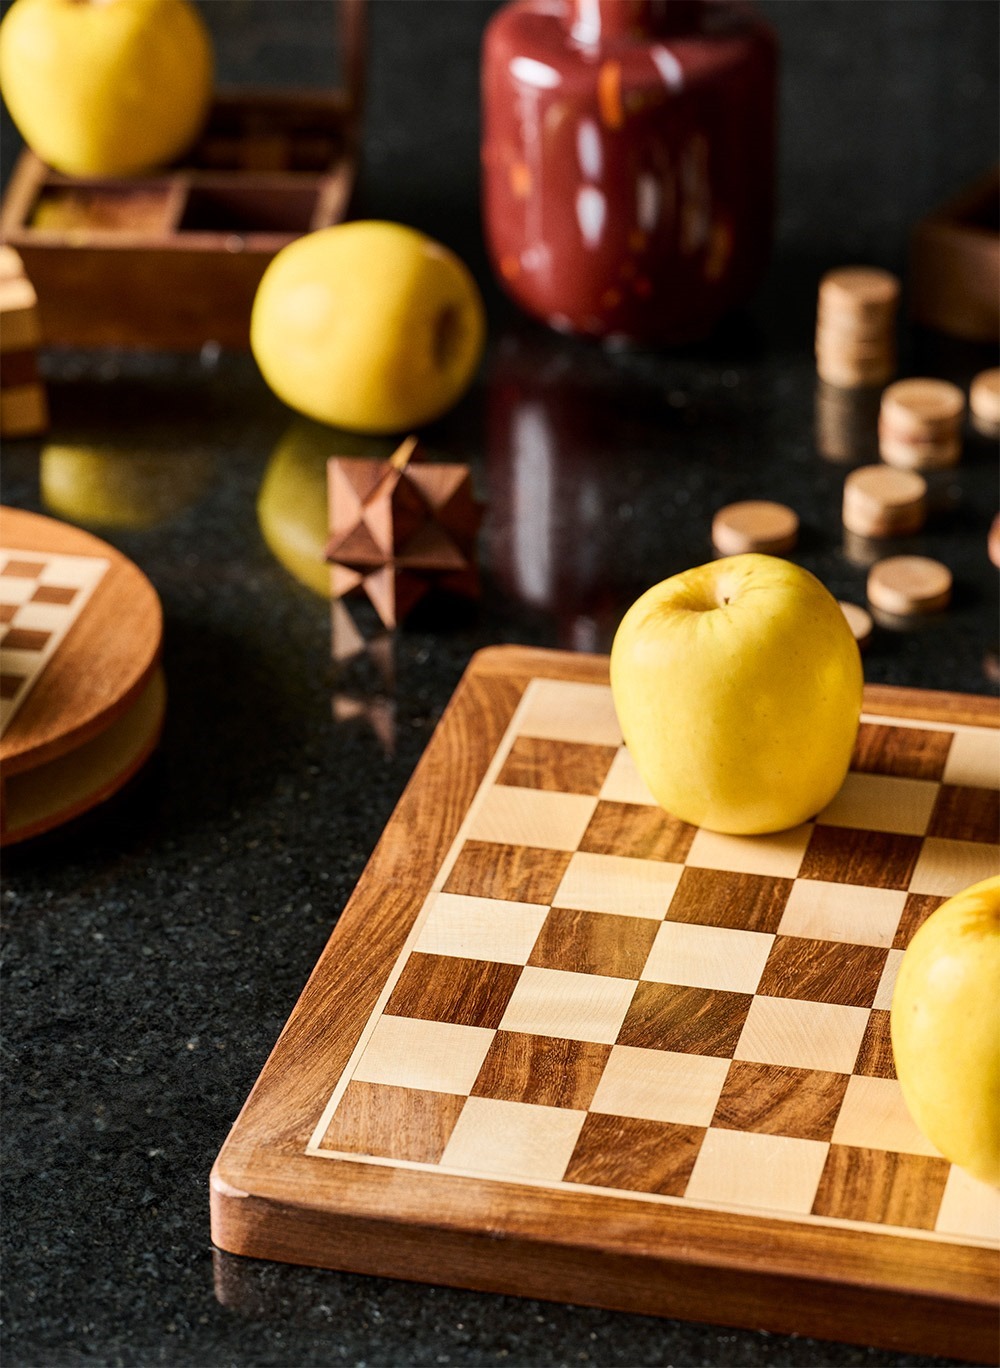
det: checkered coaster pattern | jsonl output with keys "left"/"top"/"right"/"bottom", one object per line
{"left": 310, "top": 680, "right": 1000, "bottom": 1246}
{"left": 0, "top": 549, "right": 109, "bottom": 735}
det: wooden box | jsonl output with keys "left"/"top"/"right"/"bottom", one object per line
{"left": 0, "top": 1, "right": 365, "bottom": 351}
{"left": 910, "top": 168, "right": 999, "bottom": 344}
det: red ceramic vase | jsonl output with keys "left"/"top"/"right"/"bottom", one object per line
{"left": 481, "top": 0, "right": 778, "bottom": 344}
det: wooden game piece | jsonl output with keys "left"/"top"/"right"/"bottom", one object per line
{"left": 970, "top": 368, "right": 1000, "bottom": 439}
{"left": 327, "top": 436, "right": 481, "bottom": 630}
{"left": 989, "top": 514, "right": 1000, "bottom": 571}
{"left": 877, "top": 427, "right": 962, "bottom": 471}
{"left": 815, "top": 267, "right": 899, "bottom": 390}
{"left": 0, "top": 248, "right": 47, "bottom": 438}
{"left": 711, "top": 501, "right": 799, "bottom": 556}
{"left": 879, "top": 378, "right": 966, "bottom": 440}
{"left": 817, "top": 266, "right": 901, "bottom": 325}
{"left": 838, "top": 600, "right": 873, "bottom": 649}
{"left": 867, "top": 555, "right": 953, "bottom": 617}
{"left": 0, "top": 506, "right": 164, "bottom": 845}
{"left": 842, "top": 466, "right": 927, "bottom": 539}
{"left": 211, "top": 648, "right": 1000, "bottom": 1364}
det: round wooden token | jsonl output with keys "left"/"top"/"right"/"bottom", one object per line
{"left": 989, "top": 513, "right": 1000, "bottom": 570}
{"left": 842, "top": 465, "right": 927, "bottom": 538}
{"left": 878, "top": 427, "right": 962, "bottom": 471}
{"left": 867, "top": 555, "right": 952, "bottom": 617}
{"left": 838, "top": 600, "right": 874, "bottom": 649}
{"left": 970, "top": 368, "right": 1000, "bottom": 437}
{"left": 711, "top": 501, "right": 799, "bottom": 556}
{"left": 0, "top": 506, "right": 164, "bottom": 845}
{"left": 880, "top": 378, "right": 965, "bottom": 440}
{"left": 818, "top": 267, "right": 901, "bottom": 324}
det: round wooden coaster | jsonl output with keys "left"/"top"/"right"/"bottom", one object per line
{"left": 838, "top": 600, "right": 874, "bottom": 649}
{"left": 989, "top": 513, "right": 1000, "bottom": 571}
{"left": 880, "top": 378, "right": 965, "bottom": 440}
{"left": 970, "top": 368, "right": 1000, "bottom": 438}
{"left": 0, "top": 506, "right": 164, "bottom": 845}
{"left": 711, "top": 501, "right": 799, "bottom": 556}
{"left": 818, "top": 267, "right": 901, "bottom": 324}
{"left": 867, "top": 555, "right": 952, "bottom": 617}
{"left": 842, "top": 465, "right": 927, "bottom": 538}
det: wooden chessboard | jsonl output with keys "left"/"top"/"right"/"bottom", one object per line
{"left": 211, "top": 647, "right": 1000, "bottom": 1362}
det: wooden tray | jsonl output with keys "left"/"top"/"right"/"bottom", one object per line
{"left": 0, "top": 1, "right": 365, "bottom": 350}
{"left": 0, "top": 506, "right": 164, "bottom": 843}
{"left": 211, "top": 646, "right": 1000, "bottom": 1362}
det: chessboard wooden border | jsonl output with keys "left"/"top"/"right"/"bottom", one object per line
{"left": 210, "top": 646, "right": 999, "bottom": 1363}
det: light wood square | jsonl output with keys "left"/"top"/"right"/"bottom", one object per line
{"left": 441, "top": 1095, "right": 586, "bottom": 1181}
{"left": 590, "top": 1046, "right": 729, "bottom": 1126}
{"left": 735, "top": 996, "right": 869, "bottom": 1074}
{"left": 832, "top": 1075, "right": 940, "bottom": 1157}
{"left": 686, "top": 824, "right": 812, "bottom": 879}
{"left": 553, "top": 850, "right": 682, "bottom": 920}
{"left": 935, "top": 1165, "right": 1000, "bottom": 1243}
{"left": 353, "top": 1015, "right": 494, "bottom": 1094}
{"left": 515, "top": 679, "right": 623, "bottom": 746}
{"left": 873, "top": 948, "right": 904, "bottom": 1010}
{"left": 0, "top": 577, "right": 36, "bottom": 606}
{"left": 909, "top": 838, "right": 1000, "bottom": 896}
{"left": 685, "top": 1128, "right": 829, "bottom": 1215}
{"left": 598, "top": 748, "right": 658, "bottom": 806}
{"left": 467, "top": 786, "right": 598, "bottom": 852}
{"left": 778, "top": 881, "right": 907, "bottom": 948}
{"left": 816, "top": 773, "right": 939, "bottom": 836}
{"left": 3, "top": 600, "right": 66, "bottom": 633}
{"left": 943, "top": 728, "right": 1000, "bottom": 790}
{"left": 498, "top": 966, "right": 637, "bottom": 1044}
{"left": 415, "top": 893, "right": 547, "bottom": 965}
{"left": 641, "top": 921, "right": 774, "bottom": 994}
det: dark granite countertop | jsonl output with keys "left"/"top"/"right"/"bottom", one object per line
{"left": 2, "top": 2, "right": 998, "bottom": 1365}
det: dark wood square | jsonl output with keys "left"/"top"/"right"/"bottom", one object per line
{"left": 757, "top": 936, "right": 887, "bottom": 1008}
{"left": 799, "top": 826, "right": 923, "bottom": 890}
{"left": 321, "top": 1081, "right": 466, "bottom": 1163}
{"left": 0, "top": 603, "right": 15, "bottom": 623}
{"left": 528, "top": 907, "right": 659, "bottom": 980}
{"left": 812, "top": 1145, "right": 951, "bottom": 1230}
{"left": 385, "top": 953, "right": 521, "bottom": 1029}
{"left": 564, "top": 1113, "right": 704, "bottom": 1196}
{"left": 0, "top": 673, "right": 23, "bottom": 698}
{"left": 578, "top": 801, "right": 697, "bottom": 863}
{"left": 851, "top": 722, "right": 953, "bottom": 781}
{"left": 471, "top": 1031, "right": 611, "bottom": 1109}
{"left": 444, "top": 840, "right": 571, "bottom": 905}
{"left": 496, "top": 736, "right": 618, "bottom": 796}
{"left": 2, "top": 626, "right": 51, "bottom": 652}
{"left": 31, "top": 584, "right": 77, "bottom": 605}
{"left": 854, "top": 1009, "right": 896, "bottom": 1079}
{"left": 712, "top": 1060, "right": 850, "bottom": 1141}
{"left": 893, "top": 893, "right": 947, "bottom": 949}
{"left": 664, "top": 867, "right": 793, "bottom": 933}
{"left": 927, "top": 784, "right": 999, "bottom": 844}
{"left": 1, "top": 559, "right": 45, "bottom": 578}
{"left": 618, "top": 983, "right": 752, "bottom": 1057}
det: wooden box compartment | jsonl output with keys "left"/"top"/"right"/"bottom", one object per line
{"left": 910, "top": 168, "right": 999, "bottom": 344}
{"left": 0, "top": 62, "right": 362, "bottom": 351}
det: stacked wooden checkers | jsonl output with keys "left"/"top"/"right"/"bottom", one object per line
{"left": 842, "top": 466, "right": 927, "bottom": 539}
{"left": 970, "top": 368, "right": 1000, "bottom": 440}
{"left": 0, "top": 247, "right": 47, "bottom": 438}
{"left": 212, "top": 649, "right": 1000, "bottom": 1363}
{"left": 879, "top": 379, "right": 965, "bottom": 470}
{"left": 815, "top": 267, "right": 899, "bottom": 389}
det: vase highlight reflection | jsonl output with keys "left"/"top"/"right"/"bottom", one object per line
{"left": 482, "top": 0, "right": 777, "bottom": 344}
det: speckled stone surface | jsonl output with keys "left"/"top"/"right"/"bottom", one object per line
{"left": 2, "top": 2, "right": 998, "bottom": 1366}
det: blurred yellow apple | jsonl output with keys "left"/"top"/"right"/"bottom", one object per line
{"left": 891, "top": 876, "right": 1000, "bottom": 1188}
{"left": 41, "top": 444, "right": 212, "bottom": 529}
{"left": 251, "top": 221, "right": 486, "bottom": 434}
{"left": 610, "top": 554, "right": 863, "bottom": 834}
{"left": 0, "top": 0, "right": 212, "bottom": 177}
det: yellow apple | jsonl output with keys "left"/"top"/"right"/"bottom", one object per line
{"left": 891, "top": 876, "right": 1000, "bottom": 1188}
{"left": 0, "top": 0, "right": 212, "bottom": 177}
{"left": 250, "top": 221, "right": 486, "bottom": 434}
{"left": 610, "top": 554, "right": 863, "bottom": 834}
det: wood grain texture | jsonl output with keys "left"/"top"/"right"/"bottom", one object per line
{"left": 211, "top": 647, "right": 1000, "bottom": 1363}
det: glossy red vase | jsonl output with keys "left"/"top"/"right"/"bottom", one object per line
{"left": 481, "top": 0, "right": 778, "bottom": 344}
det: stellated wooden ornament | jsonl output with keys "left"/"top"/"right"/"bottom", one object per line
{"left": 326, "top": 436, "right": 481, "bottom": 629}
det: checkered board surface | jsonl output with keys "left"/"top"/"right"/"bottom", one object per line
{"left": 0, "top": 548, "right": 109, "bottom": 736}
{"left": 308, "top": 679, "right": 1000, "bottom": 1249}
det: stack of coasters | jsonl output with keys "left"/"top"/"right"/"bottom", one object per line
{"left": 879, "top": 379, "right": 965, "bottom": 470}
{"left": 842, "top": 466, "right": 927, "bottom": 539}
{"left": 815, "top": 267, "right": 899, "bottom": 389}
{"left": 0, "top": 248, "right": 48, "bottom": 439}
{"left": 970, "top": 368, "right": 1000, "bottom": 440}
{"left": 867, "top": 555, "right": 953, "bottom": 620}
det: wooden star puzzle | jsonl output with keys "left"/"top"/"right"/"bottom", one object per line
{"left": 326, "top": 436, "right": 480, "bottom": 630}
